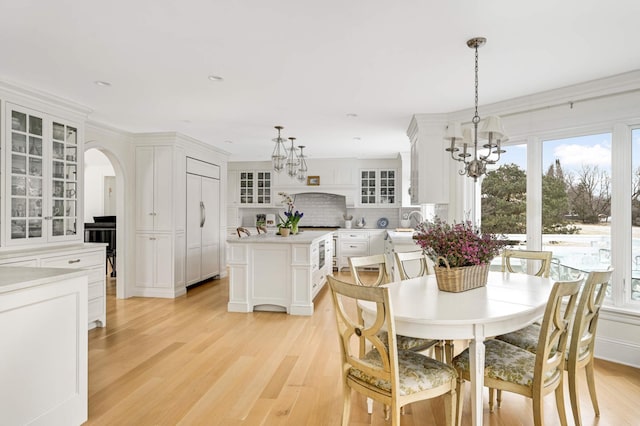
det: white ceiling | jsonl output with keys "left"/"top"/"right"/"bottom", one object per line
{"left": 2, "top": 1, "right": 640, "bottom": 161}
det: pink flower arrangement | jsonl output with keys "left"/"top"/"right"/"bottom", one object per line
{"left": 414, "top": 218, "right": 506, "bottom": 268}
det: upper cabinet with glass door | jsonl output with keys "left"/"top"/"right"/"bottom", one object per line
{"left": 358, "top": 169, "right": 397, "bottom": 207}
{"left": 238, "top": 170, "right": 272, "bottom": 205}
{"left": 5, "top": 103, "right": 82, "bottom": 246}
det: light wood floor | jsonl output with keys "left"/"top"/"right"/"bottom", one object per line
{"left": 88, "top": 272, "right": 640, "bottom": 425}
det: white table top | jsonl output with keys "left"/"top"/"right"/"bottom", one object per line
{"left": 363, "top": 271, "right": 552, "bottom": 339}
{"left": 359, "top": 271, "right": 553, "bottom": 426}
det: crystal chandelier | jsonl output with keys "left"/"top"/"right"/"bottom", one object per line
{"left": 285, "top": 137, "right": 300, "bottom": 178}
{"left": 271, "top": 126, "right": 309, "bottom": 180}
{"left": 445, "top": 37, "right": 507, "bottom": 181}
{"left": 296, "top": 145, "right": 308, "bottom": 182}
{"left": 271, "top": 125, "right": 287, "bottom": 173}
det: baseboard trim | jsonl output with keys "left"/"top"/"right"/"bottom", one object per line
{"left": 595, "top": 336, "right": 640, "bottom": 368}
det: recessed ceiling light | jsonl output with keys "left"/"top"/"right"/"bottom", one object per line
{"left": 208, "top": 75, "right": 224, "bottom": 82}
{"left": 94, "top": 80, "right": 111, "bottom": 87}
{"left": 346, "top": 113, "right": 358, "bottom": 118}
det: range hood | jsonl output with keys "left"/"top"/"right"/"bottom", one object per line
{"left": 275, "top": 184, "right": 356, "bottom": 206}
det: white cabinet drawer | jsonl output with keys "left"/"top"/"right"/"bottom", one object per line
{"left": 340, "top": 241, "right": 369, "bottom": 254}
{"left": 340, "top": 231, "right": 369, "bottom": 241}
{"left": 88, "top": 298, "right": 105, "bottom": 319}
{"left": 41, "top": 251, "right": 103, "bottom": 268}
{"left": 88, "top": 280, "right": 104, "bottom": 301}
{"left": 87, "top": 266, "right": 105, "bottom": 283}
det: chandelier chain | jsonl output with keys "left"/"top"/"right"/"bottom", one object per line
{"left": 473, "top": 43, "right": 480, "bottom": 125}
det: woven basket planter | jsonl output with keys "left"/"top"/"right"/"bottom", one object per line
{"left": 433, "top": 256, "right": 489, "bottom": 293}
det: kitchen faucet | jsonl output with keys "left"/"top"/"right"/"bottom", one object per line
{"left": 408, "top": 210, "right": 424, "bottom": 227}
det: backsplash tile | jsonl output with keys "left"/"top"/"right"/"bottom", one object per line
{"left": 238, "top": 192, "right": 405, "bottom": 229}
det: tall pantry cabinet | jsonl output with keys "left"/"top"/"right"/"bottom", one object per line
{"left": 134, "top": 140, "right": 186, "bottom": 298}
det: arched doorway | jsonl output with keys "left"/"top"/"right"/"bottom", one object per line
{"left": 84, "top": 145, "right": 127, "bottom": 299}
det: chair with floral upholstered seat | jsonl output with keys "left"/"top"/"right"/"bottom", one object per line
{"left": 492, "top": 270, "right": 612, "bottom": 426}
{"left": 394, "top": 250, "right": 451, "bottom": 363}
{"left": 452, "top": 278, "right": 582, "bottom": 426}
{"left": 327, "top": 275, "right": 458, "bottom": 426}
{"left": 349, "top": 254, "right": 440, "bottom": 355}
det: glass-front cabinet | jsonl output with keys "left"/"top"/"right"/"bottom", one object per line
{"left": 359, "top": 169, "right": 397, "bottom": 206}
{"left": 6, "top": 103, "right": 81, "bottom": 245}
{"left": 238, "top": 170, "right": 272, "bottom": 205}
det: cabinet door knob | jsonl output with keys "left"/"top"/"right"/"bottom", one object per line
{"left": 68, "top": 259, "right": 81, "bottom": 264}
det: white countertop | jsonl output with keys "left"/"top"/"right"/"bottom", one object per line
{"left": 0, "top": 266, "right": 89, "bottom": 294}
{"left": 0, "top": 242, "right": 107, "bottom": 261}
{"left": 227, "top": 230, "right": 333, "bottom": 244}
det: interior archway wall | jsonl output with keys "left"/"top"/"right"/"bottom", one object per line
{"left": 84, "top": 123, "right": 135, "bottom": 299}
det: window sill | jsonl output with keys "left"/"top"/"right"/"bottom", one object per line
{"left": 600, "top": 304, "right": 640, "bottom": 325}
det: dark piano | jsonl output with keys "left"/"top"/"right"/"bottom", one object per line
{"left": 84, "top": 215, "right": 116, "bottom": 277}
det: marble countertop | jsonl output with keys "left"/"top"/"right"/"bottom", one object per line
{"left": 0, "top": 242, "right": 107, "bottom": 261}
{"left": 0, "top": 266, "right": 88, "bottom": 294}
{"left": 227, "top": 230, "right": 333, "bottom": 244}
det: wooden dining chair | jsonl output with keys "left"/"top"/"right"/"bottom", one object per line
{"left": 452, "top": 278, "right": 582, "bottom": 426}
{"left": 492, "top": 270, "right": 612, "bottom": 425}
{"left": 348, "top": 254, "right": 439, "bottom": 354}
{"left": 327, "top": 276, "right": 458, "bottom": 426}
{"left": 348, "top": 254, "right": 390, "bottom": 287}
{"left": 502, "top": 249, "right": 553, "bottom": 278}
{"left": 394, "top": 250, "right": 452, "bottom": 363}
{"left": 394, "top": 250, "right": 434, "bottom": 280}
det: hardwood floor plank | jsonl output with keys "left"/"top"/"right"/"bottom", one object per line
{"left": 87, "top": 273, "right": 640, "bottom": 425}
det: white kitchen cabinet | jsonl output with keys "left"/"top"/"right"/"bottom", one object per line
{"left": 237, "top": 170, "right": 272, "bottom": 205}
{"left": 0, "top": 267, "right": 88, "bottom": 426}
{"left": 0, "top": 243, "right": 107, "bottom": 329}
{"left": 358, "top": 168, "right": 398, "bottom": 207}
{"left": 407, "top": 115, "right": 449, "bottom": 205}
{"left": 368, "top": 229, "right": 386, "bottom": 255}
{"left": 133, "top": 139, "right": 190, "bottom": 298}
{"left": 135, "top": 146, "right": 173, "bottom": 231}
{"left": 337, "top": 230, "right": 369, "bottom": 271}
{"left": 186, "top": 158, "right": 221, "bottom": 286}
{"left": 135, "top": 233, "right": 173, "bottom": 291}
{"left": 5, "top": 103, "right": 82, "bottom": 246}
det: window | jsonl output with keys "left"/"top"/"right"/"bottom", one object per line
{"left": 542, "top": 134, "right": 612, "bottom": 282}
{"left": 480, "top": 143, "right": 527, "bottom": 236}
{"left": 632, "top": 128, "right": 640, "bottom": 301}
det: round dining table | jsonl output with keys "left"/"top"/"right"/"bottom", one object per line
{"left": 359, "top": 271, "right": 554, "bottom": 426}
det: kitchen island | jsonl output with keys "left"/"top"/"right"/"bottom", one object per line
{"left": 227, "top": 230, "right": 333, "bottom": 315}
{"left": 0, "top": 266, "right": 88, "bottom": 425}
